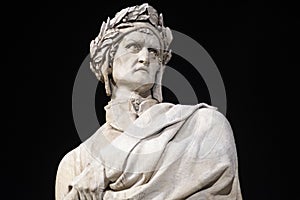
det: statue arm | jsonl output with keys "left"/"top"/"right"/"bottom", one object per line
{"left": 55, "top": 145, "right": 108, "bottom": 200}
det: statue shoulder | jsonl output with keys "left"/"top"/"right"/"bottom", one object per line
{"left": 55, "top": 145, "right": 81, "bottom": 200}
{"left": 192, "top": 104, "right": 237, "bottom": 160}
{"left": 199, "top": 104, "right": 226, "bottom": 121}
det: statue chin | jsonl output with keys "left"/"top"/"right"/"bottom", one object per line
{"left": 113, "top": 79, "right": 155, "bottom": 95}
{"left": 134, "top": 83, "right": 155, "bottom": 94}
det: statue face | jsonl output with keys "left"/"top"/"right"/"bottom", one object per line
{"left": 112, "top": 30, "right": 161, "bottom": 93}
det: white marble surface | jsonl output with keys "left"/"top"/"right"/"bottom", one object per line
{"left": 55, "top": 3, "right": 242, "bottom": 200}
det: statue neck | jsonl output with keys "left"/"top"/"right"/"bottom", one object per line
{"left": 105, "top": 90, "right": 158, "bottom": 131}
{"left": 111, "top": 85, "right": 152, "bottom": 102}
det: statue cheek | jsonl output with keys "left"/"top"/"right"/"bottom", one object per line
{"left": 112, "top": 58, "right": 121, "bottom": 70}
{"left": 151, "top": 64, "right": 161, "bottom": 74}
{"left": 116, "top": 54, "right": 137, "bottom": 67}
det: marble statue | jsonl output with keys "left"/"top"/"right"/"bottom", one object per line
{"left": 55, "top": 3, "right": 243, "bottom": 200}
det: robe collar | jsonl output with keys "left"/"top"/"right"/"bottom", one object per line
{"left": 105, "top": 93, "right": 158, "bottom": 132}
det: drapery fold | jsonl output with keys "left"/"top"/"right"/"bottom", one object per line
{"left": 56, "top": 103, "right": 242, "bottom": 200}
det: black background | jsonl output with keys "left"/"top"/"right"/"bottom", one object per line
{"left": 13, "top": 0, "right": 283, "bottom": 199}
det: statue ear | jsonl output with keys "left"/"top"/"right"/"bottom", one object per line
{"left": 152, "top": 65, "right": 166, "bottom": 102}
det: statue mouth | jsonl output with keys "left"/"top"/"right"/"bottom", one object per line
{"left": 135, "top": 66, "right": 149, "bottom": 73}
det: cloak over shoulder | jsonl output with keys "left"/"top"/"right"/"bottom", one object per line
{"left": 56, "top": 103, "right": 243, "bottom": 199}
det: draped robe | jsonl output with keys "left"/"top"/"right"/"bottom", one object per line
{"left": 55, "top": 100, "right": 243, "bottom": 199}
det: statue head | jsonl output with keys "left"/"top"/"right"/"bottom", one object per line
{"left": 90, "top": 3, "right": 173, "bottom": 102}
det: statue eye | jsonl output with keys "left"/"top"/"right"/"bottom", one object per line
{"left": 148, "top": 48, "right": 159, "bottom": 56}
{"left": 126, "top": 43, "right": 141, "bottom": 52}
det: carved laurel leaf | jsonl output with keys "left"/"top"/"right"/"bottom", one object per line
{"left": 137, "top": 14, "right": 149, "bottom": 21}
{"left": 149, "top": 15, "right": 158, "bottom": 26}
{"left": 163, "top": 49, "right": 172, "bottom": 64}
{"left": 135, "top": 3, "right": 148, "bottom": 13}
{"left": 94, "top": 46, "right": 108, "bottom": 64}
{"left": 93, "top": 53, "right": 103, "bottom": 63}
{"left": 147, "top": 6, "right": 158, "bottom": 26}
{"left": 113, "top": 7, "right": 129, "bottom": 25}
{"left": 95, "top": 63, "right": 101, "bottom": 70}
{"left": 98, "top": 22, "right": 106, "bottom": 39}
{"left": 149, "top": 14, "right": 158, "bottom": 26}
{"left": 109, "top": 18, "right": 116, "bottom": 26}
{"left": 104, "top": 17, "right": 110, "bottom": 32}
{"left": 127, "top": 11, "right": 139, "bottom": 21}
{"left": 128, "top": 6, "right": 136, "bottom": 13}
{"left": 103, "top": 31, "right": 119, "bottom": 40}
{"left": 90, "top": 40, "right": 97, "bottom": 57}
{"left": 159, "top": 13, "right": 164, "bottom": 26}
{"left": 94, "top": 37, "right": 99, "bottom": 44}
{"left": 90, "top": 62, "right": 97, "bottom": 74}
{"left": 100, "top": 39, "right": 113, "bottom": 48}
{"left": 165, "top": 27, "right": 173, "bottom": 46}
{"left": 116, "top": 22, "right": 134, "bottom": 29}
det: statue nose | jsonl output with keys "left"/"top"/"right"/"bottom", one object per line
{"left": 138, "top": 48, "right": 149, "bottom": 66}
